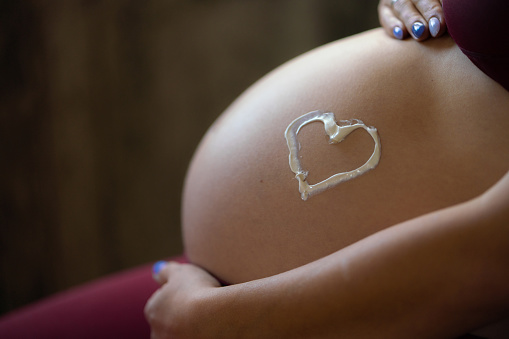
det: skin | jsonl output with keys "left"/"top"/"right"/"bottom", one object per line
{"left": 182, "top": 29, "right": 509, "bottom": 284}
{"left": 379, "top": 0, "right": 446, "bottom": 41}
{"left": 146, "top": 27, "right": 509, "bottom": 338}
{"left": 147, "top": 172, "right": 509, "bottom": 338}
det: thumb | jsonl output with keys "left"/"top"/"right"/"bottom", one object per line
{"left": 152, "top": 260, "right": 170, "bottom": 284}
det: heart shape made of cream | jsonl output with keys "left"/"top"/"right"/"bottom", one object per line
{"left": 285, "top": 110, "right": 381, "bottom": 201}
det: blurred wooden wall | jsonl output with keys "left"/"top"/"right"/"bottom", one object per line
{"left": 0, "top": 0, "right": 379, "bottom": 314}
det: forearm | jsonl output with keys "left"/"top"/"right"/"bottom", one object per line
{"left": 198, "top": 175, "right": 509, "bottom": 338}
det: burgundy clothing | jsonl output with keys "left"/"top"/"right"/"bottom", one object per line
{"left": 444, "top": 0, "right": 509, "bottom": 91}
{"left": 0, "top": 256, "right": 188, "bottom": 339}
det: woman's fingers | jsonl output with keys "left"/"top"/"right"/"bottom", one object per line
{"left": 379, "top": 2, "right": 409, "bottom": 40}
{"left": 152, "top": 260, "right": 171, "bottom": 284}
{"left": 151, "top": 260, "right": 221, "bottom": 288}
{"left": 379, "top": 0, "right": 446, "bottom": 41}
{"left": 392, "top": 0, "right": 429, "bottom": 41}
{"left": 411, "top": 0, "right": 446, "bottom": 38}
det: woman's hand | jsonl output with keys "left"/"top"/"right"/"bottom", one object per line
{"left": 144, "top": 261, "right": 221, "bottom": 339}
{"left": 379, "top": 0, "right": 446, "bottom": 41}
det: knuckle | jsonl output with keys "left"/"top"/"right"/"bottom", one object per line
{"left": 402, "top": 11, "right": 423, "bottom": 24}
{"left": 429, "top": 1, "right": 442, "bottom": 11}
{"left": 396, "top": 3, "right": 421, "bottom": 22}
{"left": 144, "top": 310, "right": 155, "bottom": 325}
{"left": 144, "top": 302, "right": 155, "bottom": 320}
{"left": 414, "top": 0, "right": 443, "bottom": 19}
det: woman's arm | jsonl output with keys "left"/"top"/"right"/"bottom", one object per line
{"left": 146, "top": 171, "right": 509, "bottom": 338}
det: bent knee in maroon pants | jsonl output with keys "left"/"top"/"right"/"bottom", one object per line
{"left": 0, "top": 256, "right": 188, "bottom": 339}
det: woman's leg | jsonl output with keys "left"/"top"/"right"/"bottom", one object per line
{"left": 0, "top": 256, "right": 187, "bottom": 339}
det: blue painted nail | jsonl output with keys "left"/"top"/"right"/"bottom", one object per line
{"left": 152, "top": 260, "right": 167, "bottom": 275}
{"left": 393, "top": 26, "right": 403, "bottom": 40}
{"left": 429, "top": 17, "right": 440, "bottom": 37}
{"left": 411, "top": 22, "right": 425, "bottom": 39}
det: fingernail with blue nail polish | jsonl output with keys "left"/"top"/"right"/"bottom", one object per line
{"left": 412, "top": 22, "right": 425, "bottom": 39}
{"left": 429, "top": 17, "right": 440, "bottom": 37}
{"left": 152, "top": 260, "right": 167, "bottom": 275}
{"left": 393, "top": 26, "right": 403, "bottom": 40}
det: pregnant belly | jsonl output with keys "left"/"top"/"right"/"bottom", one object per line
{"left": 181, "top": 29, "right": 509, "bottom": 284}
{"left": 181, "top": 106, "right": 507, "bottom": 284}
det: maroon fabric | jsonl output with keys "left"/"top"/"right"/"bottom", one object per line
{"left": 0, "top": 256, "right": 188, "bottom": 339}
{"left": 443, "top": 0, "right": 509, "bottom": 91}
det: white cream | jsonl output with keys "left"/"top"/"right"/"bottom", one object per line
{"left": 284, "top": 110, "right": 381, "bottom": 200}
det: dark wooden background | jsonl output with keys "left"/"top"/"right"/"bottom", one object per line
{"left": 0, "top": 0, "right": 379, "bottom": 315}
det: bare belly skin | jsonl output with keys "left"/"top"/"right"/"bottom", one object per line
{"left": 182, "top": 28, "right": 509, "bottom": 286}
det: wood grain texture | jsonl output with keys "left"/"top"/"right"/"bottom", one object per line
{"left": 0, "top": 0, "right": 378, "bottom": 314}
